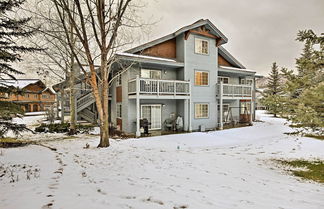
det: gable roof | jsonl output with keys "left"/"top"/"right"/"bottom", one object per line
{"left": 125, "top": 19, "right": 246, "bottom": 69}
{"left": 218, "top": 46, "right": 245, "bottom": 69}
{"left": 0, "top": 79, "right": 44, "bottom": 89}
{"left": 42, "top": 87, "right": 56, "bottom": 94}
{"left": 126, "top": 19, "right": 228, "bottom": 54}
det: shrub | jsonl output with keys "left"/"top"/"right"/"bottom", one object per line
{"left": 34, "top": 123, "right": 94, "bottom": 134}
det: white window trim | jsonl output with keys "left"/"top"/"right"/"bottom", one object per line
{"left": 195, "top": 37, "right": 209, "bottom": 55}
{"left": 218, "top": 76, "right": 230, "bottom": 84}
{"left": 194, "top": 70, "right": 210, "bottom": 86}
{"left": 194, "top": 103, "right": 209, "bottom": 119}
{"left": 116, "top": 103, "right": 122, "bottom": 118}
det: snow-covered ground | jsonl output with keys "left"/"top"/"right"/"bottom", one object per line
{"left": 1, "top": 111, "right": 323, "bottom": 209}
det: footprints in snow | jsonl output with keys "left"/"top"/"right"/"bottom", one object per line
{"left": 42, "top": 150, "right": 65, "bottom": 209}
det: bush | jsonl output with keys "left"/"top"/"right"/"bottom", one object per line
{"left": 34, "top": 123, "right": 94, "bottom": 134}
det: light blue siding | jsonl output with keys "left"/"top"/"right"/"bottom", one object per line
{"left": 184, "top": 34, "right": 218, "bottom": 130}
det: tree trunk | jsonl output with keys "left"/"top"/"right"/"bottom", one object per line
{"left": 69, "top": 66, "right": 77, "bottom": 135}
{"left": 60, "top": 89, "right": 65, "bottom": 124}
{"left": 97, "top": 61, "right": 110, "bottom": 147}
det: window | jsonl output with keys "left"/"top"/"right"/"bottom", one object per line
{"left": 34, "top": 94, "right": 38, "bottom": 99}
{"left": 195, "top": 103, "right": 209, "bottom": 119}
{"left": 218, "top": 76, "right": 229, "bottom": 84}
{"left": 116, "top": 103, "right": 122, "bottom": 118}
{"left": 0, "top": 93, "right": 9, "bottom": 98}
{"left": 241, "top": 78, "right": 253, "bottom": 85}
{"left": 116, "top": 74, "right": 122, "bottom": 86}
{"left": 141, "top": 69, "right": 161, "bottom": 79}
{"left": 42, "top": 94, "right": 50, "bottom": 99}
{"left": 195, "top": 38, "right": 209, "bottom": 55}
{"left": 195, "top": 70, "right": 209, "bottom": 86}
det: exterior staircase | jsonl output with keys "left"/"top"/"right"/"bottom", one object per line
{"left": 77, "top": 92, "right": 95, "bottom": 112}
{"left": 63, "top": 91, "right": 97, "bottom": 124}
{"left": 79, "top": 108, "right": 96, "bottom": 123}
{"left": 77, "top": 92, "right": 96, "bottom": 123}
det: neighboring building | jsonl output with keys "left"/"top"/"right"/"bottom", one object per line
{"left": 55, "top": 19, "right": 263, "bottom": 136}
{"left": 0, "top": 79, "right": 56, "bottom": 112}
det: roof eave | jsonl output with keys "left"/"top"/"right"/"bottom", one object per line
{"left": 219, "top": 46, "right": 245, "bottom": 69}
{"left": 126, "top": 19, "right": 228, "bottom": 54}
{"left": 218, "top": 66, "right": 256, "bottom": 76}
{"left": 116, "top": 54, "right": 184, "bottom": 68}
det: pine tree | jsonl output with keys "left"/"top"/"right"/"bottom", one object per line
{"left": 267, "top": 62, "right": 281, "bottom": 95}
{"left": 0, "top": 0, "right": 39, "bottom": 83}
{"left": 261, "top": 62, "right": 283, "bottom": 117}
{"left": 0, "top": 0, "right": 40, "bottom": 137}
{"left": 282, "top": 30, "right": 324, "bottom": 133}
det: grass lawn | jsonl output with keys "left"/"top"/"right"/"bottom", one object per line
{"left": 0, "top": 138, "right": 29, "bottom": 148}
{"left": 305, "top": 134, "right": 324, "bottom": 140}
{"left": 276, "top": 159, "right": 324, "bottom": 184}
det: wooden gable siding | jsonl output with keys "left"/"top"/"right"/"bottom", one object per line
{"left": 137, "top": 38, "right": 176, "bottom": 59}
{"left": 25, "top": 84, "right": 44, "bottom": 92}
{"left": 218, "top": 54, "right": 235, "bottom": 67}
{"left": 190, "top": 26, "right": 218, "bottom": 39}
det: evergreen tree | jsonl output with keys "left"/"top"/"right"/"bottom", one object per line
{"left": 0, "top": 0, "right": 39, "bottom": 137}
{"left": 282, "top": 30, "right": 324, "bottom": 133}
{"left": 0, "top": 0, "right": 39, "bottom": 83}
{"left": 261, "top": 62, "right": 283, "bottom": 117}
{"left": 267, "top": 62, "right": 281, "bottom": 95}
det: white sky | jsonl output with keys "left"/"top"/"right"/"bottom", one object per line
{"left": 138, "top": 0, "right": 324, "bottom": 75}
{"left": 17, "top": 0, "right": 324, "bottom": 81}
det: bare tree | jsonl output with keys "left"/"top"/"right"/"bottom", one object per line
{"left": 23, "top": 0, "right": 87, "bottom": 133}
{"left": 49, "top": 0, "right": 144, "bottom": 147}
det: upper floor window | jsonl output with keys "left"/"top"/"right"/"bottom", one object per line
{"left": 0, "top": 92, "right": 9, "bottom": 98}
{"left": 116, "top": 74, "right": 122, "bottom": 86}
{"left": 218, "top": 76, "right": 229, "bottom": 84}
{"left": 195, "top": 70, "right": 209, "bottom": 86}
{"left": 195, "top": 38, "right": 209, "bottom": 55}
{"left": 42, "top": 94, "right": 50, "bottom": 99}
{"left": 141, "top": 69, "right": 161, "bottom": 79}
{"left": 241, "top": 78, "right": 253, "bottom": 85}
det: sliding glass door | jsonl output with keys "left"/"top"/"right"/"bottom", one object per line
{"left": 141, "top": 104, "right": 162, "bottom": 130}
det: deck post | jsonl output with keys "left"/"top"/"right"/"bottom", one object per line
{"left": 184, "top": 99, "right": 189, "bottom": 131}
{"left": 252, "top": 77, "right": 256, "bottom": 121}
{"left": 219, "top": 81, "right": 223, "bottom": 130}
{"left": 188, "top": 81, "right": 192, "bottom": 132}
{"left": 136, "top": 75, "right": 141, "bottom": 137}
{"left": 250, "top": 94, "right": 253, "bottom": 125}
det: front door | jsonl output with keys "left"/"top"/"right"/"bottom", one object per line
{"left": 141, "top": 104, "right": 162, "bottom": 130}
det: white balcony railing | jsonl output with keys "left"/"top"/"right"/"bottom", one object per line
{"left": 128, "top": 77, "right": 190, "bottom": 96}
{"left": 217, "top": 83, "right": 252, "bottom": 98}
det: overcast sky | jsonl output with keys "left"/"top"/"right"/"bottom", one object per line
{"left": 139, "top": 0, "right": 324, "bottom": 75}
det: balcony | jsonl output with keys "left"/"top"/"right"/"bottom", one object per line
{"left": 128, "top": 77, "right": 190, "bottom": 99}
{"left": 216, "top": 83, "right": 252, "bottom": 99}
